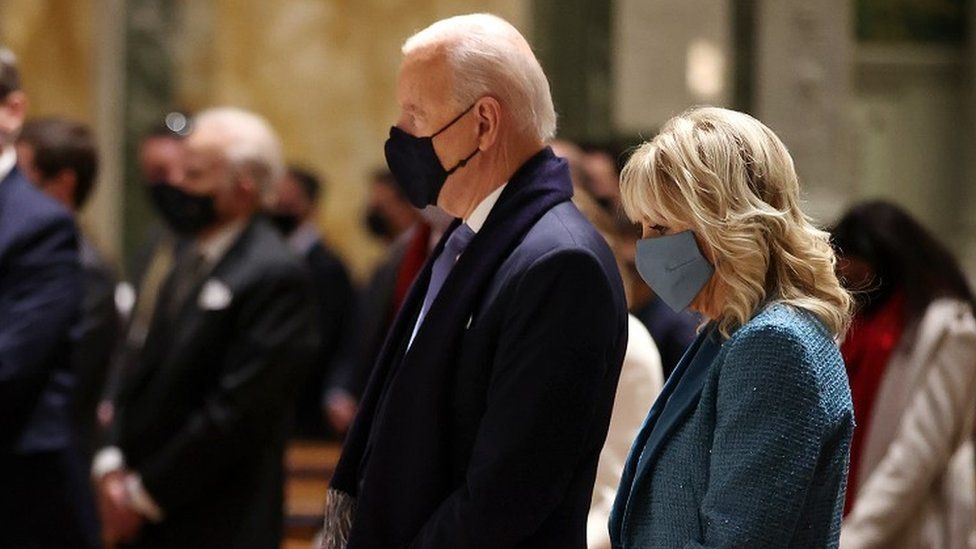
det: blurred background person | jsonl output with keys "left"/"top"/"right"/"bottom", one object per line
{"left": 266, "top": 164, "right": 353, "bottom": 439}
{"left": 610, "top": 107, "right": 854, "bottom": 548}
{"left": 579, "top": 145, "right": 622, "bottom": 212}
{"left": 0, "top": 47, "right": 98, "bottom": 549}
{"left": 98, "top": 124, "right": 188, "bottom": 432}
{"left": 128, "top": 123, "right": 186, "bottom": 289}
{"left": 92, "top": 107, "right": 317, "bottom": 548}
{"left": 570, "top": 179, "right": 664, "bottom": 549}
{"left": 16, "top": 117, "right": 121, "bottom": 465}
{"left": 323, "top": 168, "right": 452, "bottom": 436}
{"left": 834, "top": 200, "right": 976, "bottom": 549}
{"left": 363, "top": 167, "right": 420, "bottom": 244}
{"left": 553, "top": 138, "right": 698, "bottom": 379}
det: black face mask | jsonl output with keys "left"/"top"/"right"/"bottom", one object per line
{"left": 384, "top": 103, "right": 481, "bottom": 208}
{"left": 147, "top": 181, "right": 218, "bottom": 236}
{"left": 364, "top": 209, "right": 395, "bottom": 240}
{"left": 268, "top": 212, "right": 301, "bottom": 236}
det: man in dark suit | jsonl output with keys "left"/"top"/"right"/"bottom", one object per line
{"left": 99, "top": 125, "right": 186, "bottom": 438}
{"left": 93, "top": 107, "right": 318, "bottom": 548}
{"left": 322, "top": 14, "right": 628, "bottom": 549}
{"left": 266, "top": 165, "right": 353, "bottom": 439}
{"left": 0, "top": 48, "right": 99, "bottom": 548}
{"left": 17, "top": 117, "right": 121, "bottom": 463}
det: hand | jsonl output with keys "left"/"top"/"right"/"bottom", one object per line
{"left": 98, "top": 471, "right": 144, "bottom": 544}
{"left": 325, "top": 392, "right": 358, "bottom": 435}
{"left": 97, "top": 400, "right": 114, "bottom": 428}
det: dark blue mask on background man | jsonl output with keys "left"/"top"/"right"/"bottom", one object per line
{"left": 148, "top": 181, "right": 218, "bottom": 236}
{"left": 384, "top": 103, "right": 480, "bottom": 208}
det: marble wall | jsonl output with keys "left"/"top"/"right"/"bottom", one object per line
{"left": 0, "top": 0, "right": 531, "bottom": 279}
{"left": 0, "top": 0, "right": 125, "bottom": 265}
{"left": 171, "top": 0, "right": 530, "bottom": 279}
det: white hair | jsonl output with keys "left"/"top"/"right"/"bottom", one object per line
{"left": 191, "top": 107, "right": 284, "bottom": 197}
{"left": 403, "top": 13, "right": 557, "bottom": 142}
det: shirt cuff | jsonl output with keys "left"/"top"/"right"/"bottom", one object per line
{"left": 124, "top": 473, "right": 165, "bottom": 522}
{"left": 91, "top": 446, "right": 125, "bottom": 480}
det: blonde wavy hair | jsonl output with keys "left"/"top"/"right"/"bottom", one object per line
{"left": 620, "top": 106, "right": 851, "bottom": 338}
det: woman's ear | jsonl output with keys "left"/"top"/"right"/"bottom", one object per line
{"left": 475, "top": 96, "right": 501, "bottom": 150}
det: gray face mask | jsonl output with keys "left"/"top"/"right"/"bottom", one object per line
{"left": 635, "top": 230, "right": 715, "bottom": 312}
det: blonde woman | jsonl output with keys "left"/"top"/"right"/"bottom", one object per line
{"left": 608, "top": 107, "right": 854, "bottom": 548}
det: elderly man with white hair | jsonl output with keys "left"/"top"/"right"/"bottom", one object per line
{"left": 92, "top": 107, "right": 318, "bottom": 548}
{"left": 323, "top": 13, "right": 627, "bottom": 548}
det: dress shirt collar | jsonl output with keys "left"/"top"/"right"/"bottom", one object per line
{"left": 0, "top": 145, "right": 16, "bottom": 184}
{"left": 464, "top": 182, "right": 507, "bottom": 234}
{"left": 287, "top": 220, "right": 320, "bottom": 257}
{"left": 196, "top": 218, "right": 247, "bottom": 265}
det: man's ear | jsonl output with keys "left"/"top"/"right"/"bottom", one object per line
{"left": 0, "top": 91, "right": 28, "bottom": 143}
{"left": 475, "top": 96, "right": 502, "bottom": 151}
{"left": 234, "top": 171, "right": 263, "bottom": 209}
{"left": 56, "top": 169, "right": 79, "bottom": 208}
{"left": 0, "top": 90, "right": 27, "bottom": 123}
{"left": 4, "top": 91, "right": 28, "bottom": 120}
{"left": 37, "top": 169, "right": 78, "bottom": 210}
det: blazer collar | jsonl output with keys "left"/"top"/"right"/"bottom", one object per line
{"left": 610, "top": 326, "right": 724, "bottom": 541}
{"left": 634, "top": 328, "right": 722, "bottom": 475}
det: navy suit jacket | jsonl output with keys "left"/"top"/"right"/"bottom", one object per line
{"left": 0, "top": 167, "right": 82, "bottom": 454}
{"left": 334, "top": 149, "right": 629, "bottom": 548}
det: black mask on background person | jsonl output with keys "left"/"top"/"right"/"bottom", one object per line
{"left": 364, "top": 209, "right": 395, "bottom": 240}
{"left": 268, "top": 211, "right": 301, "bottom": 236}
{"left": 384, "top": 103, "right": 481, "bottom": 208}
{"left": 147, "top": 181, "right": 218, "bottom": 236}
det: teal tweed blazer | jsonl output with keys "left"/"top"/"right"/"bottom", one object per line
{"left": 609, "top": 304, "right": 854, "bottom": 548}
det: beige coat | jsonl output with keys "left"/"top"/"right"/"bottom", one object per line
{"left": 842, "top": 299, "right": 976, "bottom": 549}
{"left": 587, "top": 315, "right": 664, "bottom": 549}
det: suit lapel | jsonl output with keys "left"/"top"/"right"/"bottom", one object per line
{"left": 609, "top": 328, "right": 711, "bottom": 539}
{"left": 123, "top": 221, "right": 252, "bottom": 397}
{"left": 632, "top": 329, "right": 723, "bottom": 482}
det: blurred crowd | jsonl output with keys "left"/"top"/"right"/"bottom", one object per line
{"left": 2, "top": 19, "right": 976, "bottom": 548}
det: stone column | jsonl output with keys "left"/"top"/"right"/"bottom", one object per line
{"left": 963, "top": 6, "right": 976, "bottom": 282}
{"left": 87, "top": 0, "right": 126, "bottom": 265}
{"left": 754, "top": 0, "right": 854, "bottom": 225}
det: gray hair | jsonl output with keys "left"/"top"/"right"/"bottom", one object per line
{"left": 403, "top": 13, "right": 557, "bottom": 142}
{"left": 191, "top": 107, "right": 284, "bottom": 198}
{"left": 0, "top": 47, "right": 20, "bottom": 99}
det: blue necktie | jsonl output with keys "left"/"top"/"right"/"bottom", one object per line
{"left": 410, "top": 223, "right": 476, "bottom": 344}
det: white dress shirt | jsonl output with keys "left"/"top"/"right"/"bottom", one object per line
{"left": 0, "top": 145, "right": 16, "bottom": 184}
{"left": 408, "top": 183, "right": 508, "bottom": 346}
{"left": 286, "top": 220, "right": 321, "bottom": 258}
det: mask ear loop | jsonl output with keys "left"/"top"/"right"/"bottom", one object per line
{"left": 433, "top": 101, "right": 482, "bottom": 175}
{"left": 430, "top": 101, "right": 478, "bottom": 138}
{"left": 445, "top": 146, "right": 480, "bottom": 175}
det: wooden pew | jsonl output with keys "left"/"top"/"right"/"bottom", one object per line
{"left": 282, "top": 440, "right": 342, "bottom": 548}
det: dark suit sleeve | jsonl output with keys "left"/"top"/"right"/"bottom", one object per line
{"left": 684, "top": 325, "right": 830, "bottom": 548}
{"left": 0, "top": 214, "right": 81, "bottom": 446}
{"left": 327, "top": 256, "right": 396, "bottom": 399}
{"left": 309, "top": 250, "right": 353, "bottom": 369}
{"left": 136, "top": 263, "right": 317, "bottom": 512}
{"left": 411, "top": 249, "right": 622, "bottom": 548}
{"left": 71, "top": 264, "right": 121, "bottom": 444}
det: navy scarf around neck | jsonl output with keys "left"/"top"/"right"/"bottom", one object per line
{"left": 330, "top": 147, "right": 574, "bottom": 545}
